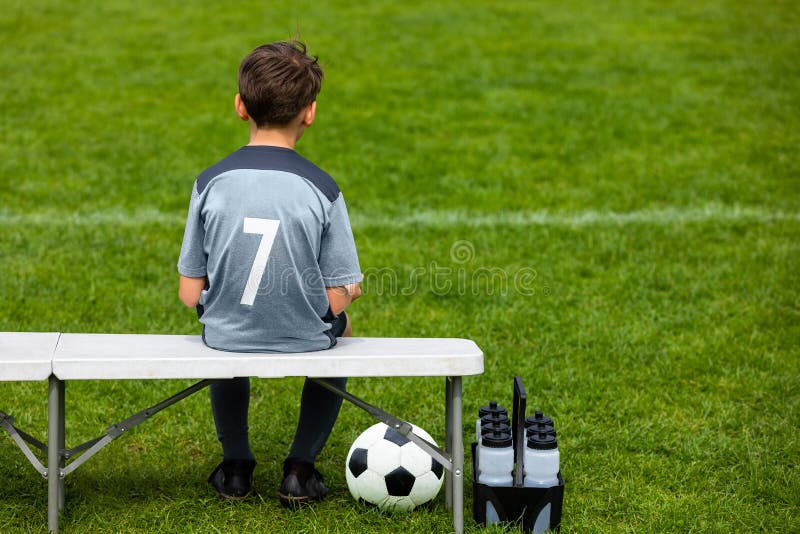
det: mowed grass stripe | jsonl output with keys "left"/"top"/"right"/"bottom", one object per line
{"left": 0, "top": 203, "right": 796, "bottom": 228}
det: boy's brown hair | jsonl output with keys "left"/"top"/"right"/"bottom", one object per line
{"left": 238, "top": 41, "right": 324, "bottom": 127}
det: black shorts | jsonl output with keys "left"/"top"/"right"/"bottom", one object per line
{"left": 322, "top": 308, "right": 348, "bottom": 347}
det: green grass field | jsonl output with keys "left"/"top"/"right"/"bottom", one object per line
{"left": 1, "top": 0, "right": 798, "bottom": 532}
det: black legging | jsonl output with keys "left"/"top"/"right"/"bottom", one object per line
{"left": 210, "top": 376, "right": 347, "bottom": 463}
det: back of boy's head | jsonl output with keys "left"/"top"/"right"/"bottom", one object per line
{"left": 238, "top": 41, "right": 324, "bottom": 128}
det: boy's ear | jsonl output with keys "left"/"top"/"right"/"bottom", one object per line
{"left": 234, "top": 93, "right": 250, "bottom": 122}
{"left": 301, "top": 101, "right": 316, "bottom": 127}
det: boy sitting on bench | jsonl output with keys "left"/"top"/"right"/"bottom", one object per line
{"left": 176, "top": 41, "right": 362, "bottom": 506}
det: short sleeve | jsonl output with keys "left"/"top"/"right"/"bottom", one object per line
{"left": 319, "top": 194, "right": 362, "bottom": 286}
{"left": 177, "top": 184, "right": 208, "bottom": 277}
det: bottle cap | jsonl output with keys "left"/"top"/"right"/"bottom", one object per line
{"left": 480, "top": 413, "right": 511, "bottom": 427}
{"left": 479, "top": 400, "right": 508, "bottom": 418}
{"left": 527, "top": 431, "right": 558, "bottom": 450}
{"left": 482, "top": 430, "right": 513, "bottom": 448}
{"left": 480, "top": 422, "right": 511, "bottom": 436}
{"left": 525, "top": 411, "right": 554, "bottom": 428}
{"left": 526, "top": 422, "right": 556, "bottom": 437}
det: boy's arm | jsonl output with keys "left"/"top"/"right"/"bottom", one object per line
{"left": 319, "top": 193, "right": 362, "bottom": 315}
{"left": 177, "top": 182, "right": 208, "bottom": 308}
{"left": 326, "top": 282, "right": 361, "bottom": 315}
{"left": 179, "top": 275, "right": 208, "bottom": 308}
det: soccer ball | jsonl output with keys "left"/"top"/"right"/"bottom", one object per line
{"left": 345, "top": 422, "right": 445, "bottom": 512}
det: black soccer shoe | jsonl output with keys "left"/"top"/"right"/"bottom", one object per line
{"left": 208, "top": 459, "right": 256, "bottom": 500}
{"left": 279, "top": 458, "right": 329, "bottom": 507}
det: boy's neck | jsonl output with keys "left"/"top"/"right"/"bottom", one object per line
{"left": 247, "top": 122, "right": 304, "bottom": 150}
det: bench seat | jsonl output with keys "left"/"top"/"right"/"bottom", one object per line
{"left": 53, "top": 334, "right": 483, "bottom": 379}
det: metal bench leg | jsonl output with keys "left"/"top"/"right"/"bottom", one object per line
{"left": 48, "top": 375, "right": 64, "bottom": 533}
{"left": 447, "top": 376, "right": 464, "bottom": 534}
{"left": 58, "top": 379, "right": 65, "bottom": 511}
{"left": 445, "top": 376, "right": 453, "bottom": 509}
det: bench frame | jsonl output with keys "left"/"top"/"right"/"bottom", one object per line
{"left": 1, "top": 334, "right": 481, "bottom": 534}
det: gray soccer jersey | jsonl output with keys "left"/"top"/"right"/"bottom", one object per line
{"left": 177, "top": 145, "right": 362, "bottom": 353}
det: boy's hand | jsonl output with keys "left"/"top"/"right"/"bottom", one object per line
{"left": 179, "top": 275, "right": 208, "bottom": 307}
{"left": 326, "top": 282, "right": 361, "bottom": 315}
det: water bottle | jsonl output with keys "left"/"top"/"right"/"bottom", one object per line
{"left": 479, "top": 417, "right": 511, "bottom": 482}
{"left": 478, "top": 430, "right": 514, "bottom": 524}
{"left": 524, "top": 431, "right": 560, "bottom": 533}
{"left": 476, "top": 401, "right": 508, "bottom": 479}
{"left": 481, "top": 421, "right": 510, "bottom": 481}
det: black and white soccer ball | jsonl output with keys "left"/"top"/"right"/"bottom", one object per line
{"left": 345, "top": 422, "right": 444, "bottom": 512}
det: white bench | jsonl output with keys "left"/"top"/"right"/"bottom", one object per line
{"left": 0, "top": 332, "right": 483, "bottom": 534}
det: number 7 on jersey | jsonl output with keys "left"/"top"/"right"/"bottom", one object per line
{"left": 241, "top": 217, "right": 280, "bottom": 306}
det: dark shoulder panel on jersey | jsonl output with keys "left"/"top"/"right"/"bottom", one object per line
{"left": 195, "top": 145, "right": 340, "bottom": 202}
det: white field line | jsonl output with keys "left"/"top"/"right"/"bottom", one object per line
{"left": 353, "top": 205, "right": 798, "bottom": 228}
{"left": 0, "top": 204, "right": 796, "bottom": 228}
